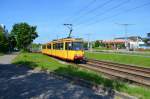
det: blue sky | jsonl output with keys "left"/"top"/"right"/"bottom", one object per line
{"left": 1, "top": 0, "right": 150, "bottom": 43}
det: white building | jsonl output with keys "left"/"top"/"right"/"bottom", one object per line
{"left": 115, "top": 36, "right": 147, "bottom": 50}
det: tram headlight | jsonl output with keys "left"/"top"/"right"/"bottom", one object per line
{"left": 74, "top": 54, "right": 83, "bottom": 60}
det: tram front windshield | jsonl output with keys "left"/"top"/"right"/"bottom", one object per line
{"left": 72, "top": 42, "right": 83, "bottom": 50}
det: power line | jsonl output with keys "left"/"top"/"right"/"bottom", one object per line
{"left": 77, "top": 1, "right": 150, "bottom": 28}
{"left": 76, "top": 0, "right": 129, "bottom": 26}
{"left": 69, "top": 0, "right": 113, "bottom": 23}
{"left": 57, "top": 0, "right": 96, "bottom": 35}
{"left": 74, "top": 0, "right": 97, "bottom": 15}
{"left": 62, "top": 0, "right": 97, "bottom": 23}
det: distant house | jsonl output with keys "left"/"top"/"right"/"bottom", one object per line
{"left": 115, "top": 36, "right": 145, "bottom": 49}
{"left": 100, "top": 36, "right": 147, "bottom": 50}
{"left": 136, "top": 34, "right": 150, "bottom": 50}
{"left": 116, "top": 36, "right": 148, "bottom": 50}
{"left": 102, "top": 39, "right": 126, "bottom": 49}
{"left": 146, "top": 33, "right": 150, "bottom": 44}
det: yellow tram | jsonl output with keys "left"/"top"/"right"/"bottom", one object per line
{"left": 41, "top": 38, "right": 84, "bottom": 61}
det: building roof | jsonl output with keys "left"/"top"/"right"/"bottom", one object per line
{"left": 102, "top": 39, "right": 127, "bottom": 44}
{"left": 115, "top": 36, "right": 142, "bottom": 41}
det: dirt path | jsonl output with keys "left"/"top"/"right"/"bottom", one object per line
{"left": 0, "top": 53, "right": 110, "bottom": 99}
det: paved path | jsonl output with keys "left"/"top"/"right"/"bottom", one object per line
{"left": 0, "top": 53, "right": 111, "bottom": 99}
{"left": 0, "top": 52, "right": 18, "bottom": 64}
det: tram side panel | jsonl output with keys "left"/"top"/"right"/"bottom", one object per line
{"left": 52, "top": 43, "right": 56, "bottom": 56}
{"left": 42, "top": 39, "right": 84, "bottom": 61}
{"left": 41, "top": 45, "right": 47, "bottom": 54}
{"left": 67, "top": 50, "right": 84, "bottom": 61}
{"left": 47, "top": 43, "right": 52, "bottom": 55}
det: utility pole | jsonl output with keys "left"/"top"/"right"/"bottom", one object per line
{"left": 85, "top": 33, "right": 92, "bottom": 51}
{"left": 56, "top": 35, "right": 59, "bottom": 40}
{"left": 116, "top": 23, "right": 134, "bottom": 50}
{"left": 63, "top": 24, "right": 73, "bottom": 38}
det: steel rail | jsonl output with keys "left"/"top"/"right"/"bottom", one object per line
{"left": 77, "top": 63, "right": 150, "bottom": 87}
{"left": 87, "top": 61, "right": 150, "bottom": 78}
{"left": 76, "top": 59, "right": 150, "bottom": 87}
{"left": 87, "top": 59, "right": 150, "bottom": 73}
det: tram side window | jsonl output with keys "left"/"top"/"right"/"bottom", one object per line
{"left": 56, "top": 43, "right": 63, "bottom": 50}
{"left": 56, "top": 43, "right": 59, "bottom": 50}
{"left": 42, "top": 45, "right": 46, "bottom": 49}
{"left": 53, "top": 44, "right": 56, "bottom": 49}
{"left": 65, "top": 42, "right": 72, "bottom": 50}
{"left": 47, "top": 44, "right": 51, "bottom": 49}
{"left": 59, "top": 43, "right": 63, "bottom": 50}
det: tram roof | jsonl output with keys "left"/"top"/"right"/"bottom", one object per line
{"left": 46, "top": 38, "right": 83, "bottom": 44}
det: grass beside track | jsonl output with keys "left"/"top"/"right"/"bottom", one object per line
{"left": 85, "top": 52, "right": 150, "bottom": 68}
{"left": 0, "top": 53, "right": 4, "bottom": 56}
{"left": 93, "top": 47, "right": 112, "bottom": 50}
{"left": 13, "top": 53, "right": 150, "bottom": 99}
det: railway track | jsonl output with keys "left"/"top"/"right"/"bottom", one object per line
{"left": 78, "top": 59, "right": 150, "bottom": 87}
{"left": 44, "top": 52, "right": 150, "bottom": 87}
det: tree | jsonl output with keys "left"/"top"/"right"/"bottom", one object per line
{"left": 143, "top": 38, "right": 150, "bottom": 45}
{"left": 94, "top": 40, "right": 100, "bottom": 48}
{"left": 11, "top": 22, "right": 38, "bottom": 51}
{"left": 0, "top": 26, "right": 9, "bottom": 52}
{"left": 83, "top": 42, "right": 88, "bottom": 49}
{"left": 8, "top": 34, "right": 17, "bottom": 51}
